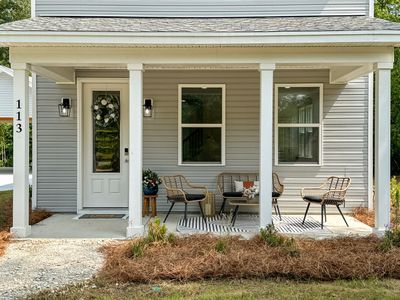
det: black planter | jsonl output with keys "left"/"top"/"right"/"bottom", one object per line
{"left": 143, "top": 186, "right": 158, "bottom": 195}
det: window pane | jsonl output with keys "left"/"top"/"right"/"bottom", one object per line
{"left": 93, "top": 91, "right": 120, "bottom": 173}
{"left": 278, "top": 86, "right": 320, "bottom": 124}
{"left": 278, "top": 127, "right": 319, "bottom": 164}
{"left": 182, "top": 87, "right": 222, "bottom": 124}
{"left": 182, "top": 128, "right": 221, "bottom": 163}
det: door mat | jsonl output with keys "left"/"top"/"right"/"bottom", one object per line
{"left": 79, "top": 214, "right": 126, "bottom": 219}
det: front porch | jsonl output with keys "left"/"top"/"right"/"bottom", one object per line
{"left": 8, "top": 45, "right": 393, "bottom": 238}
{"left": 28, "top": 213, "right": 372, "bottom": 239}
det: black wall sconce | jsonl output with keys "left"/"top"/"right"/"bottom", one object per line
{"left": 143, "top": 98, "right": 153, "bottom": 118}
{"left": 58, "top": 97, "right": 71, "bottom": 117}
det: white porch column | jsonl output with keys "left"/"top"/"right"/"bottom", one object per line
{"left": 11, "top": 63, "right": 31, "bottom": 237}
{"left": 374, "top": 62, "right": 393, "bottom": 232}
{"left": 127, "top": 63, "right": 144, "bottom": 237}
{"left": 259, "top": 63, "right": 275, "bottom": 228}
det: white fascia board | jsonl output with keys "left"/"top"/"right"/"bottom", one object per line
{"left": 1, "top": 30, "right": 400, "bottom": 46}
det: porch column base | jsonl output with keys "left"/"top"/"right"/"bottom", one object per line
{"left": 10, "top": 225, "right": 31, "bottom": 238}
{"left": 126, "top": 225, "right": 144, "bottom": 238}
{"left": 372, "top": 227, "right": 387, "bottom": 237}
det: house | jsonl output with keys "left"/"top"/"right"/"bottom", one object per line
{"left": 0, "top": 65, "right": 32, "bottom": 122}
{"left": 0, "top": 0, "right": 398, "bottom": 237}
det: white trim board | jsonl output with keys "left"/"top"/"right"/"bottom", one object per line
{"left": 76, "top": 77, "right": 129, "bottom": 214}
{"left": 2, "top": 30, "right": 400, "bottom": 46}
{"left": 274, "top": 83, "right": 324, "bottom": 167}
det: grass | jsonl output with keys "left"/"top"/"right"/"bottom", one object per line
{"left": 28, "top": 278, "right": 400, "bottom": 300}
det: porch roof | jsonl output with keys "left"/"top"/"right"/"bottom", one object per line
{"left": 1, "top": 16, "right": 400, "bottom": 47}
{"left": 1, "top": 16, "right": 400, "bottom": 33}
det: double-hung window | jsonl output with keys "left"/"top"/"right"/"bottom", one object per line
{"left": 275, "top": 84, "right": 323, "bottom": 165}
{"left": 178, "top": 84, "right": 225, "bottom": 165}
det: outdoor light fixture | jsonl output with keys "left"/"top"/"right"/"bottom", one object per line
{"left": 58, "top": 97, "right": 71, "bottom": 117}
{"left": 143, "top": 98, "right": 153, "bottom": 118}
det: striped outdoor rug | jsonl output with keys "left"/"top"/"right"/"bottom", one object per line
{"left": 177, "top": 215, "right": 328, "bottom": 234}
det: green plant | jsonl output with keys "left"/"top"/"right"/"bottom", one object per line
{"left": 147, "top": 217, "right": 174, "bottom": 243}
{"left": 379, "top": 177, "right": 400, "bottom": 252}
{"left": 260, "top": 224, "right": 300, "bottom": 257}
{"left": 131, "top": 239, "right": 146, "bottom": 258}
{"left": 143, "top": 169, "right": 162, "bottom": 189}
{"left": 130, "top": 218, "right": 174, "bottom": 259}
{"left": 215, "top": 237, "right": 228, "bottom": 254}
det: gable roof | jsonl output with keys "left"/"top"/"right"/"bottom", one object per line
{"left": 1, "top": 16, "right": 400, "bottom": 33}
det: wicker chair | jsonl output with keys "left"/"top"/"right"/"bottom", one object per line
{"left": 301, "top": 176, "right": 351, "bottom": 229}
{"left": 161, "top": 175, "right": 208, "bottom": 224}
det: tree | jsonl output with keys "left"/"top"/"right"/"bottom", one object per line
{"left": 0, "top": 0, "right": 30, "bottom": 67}
{"left": 375, "top": 0, "right": 400, "bottom": 175}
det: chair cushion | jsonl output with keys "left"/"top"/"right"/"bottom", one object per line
{"left": 303, "top": 195, "right": 323, "bottom": 203}
{"left": 167, "top": 194, "right": 205, "bottom": 202}
{"left": 185, "top": 194, "right": 206, "bottom": 201}
{"left": 272, "top": 192, "right": 281, "bottom": 198}
{"left": 223, "top": 192, "right": 243, "bottom": 198}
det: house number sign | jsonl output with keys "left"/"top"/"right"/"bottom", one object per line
{"left": 15, "top": 99, "right": 22, "bottom": 133}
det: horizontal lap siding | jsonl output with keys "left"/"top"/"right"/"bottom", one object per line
{"left": 143, "top": 70, "right": 368, "bottom": 214}
{"left": 35, "top": 0, "right": 369, "bottom": 17}
{"left": 0, "top": 73, "right": 32, "bottom": 119}
{"left": 36, "top": 76, "right": 77, "bottom": 212}
{"left": 36, "top": 69, "right": 368, "bottom": 214}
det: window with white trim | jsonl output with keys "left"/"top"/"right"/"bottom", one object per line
{"left": 275, "top": 84, "right": 323, "bottom": 165}
{"left": 178, "top": 84, "right": 225, "bottom": 165}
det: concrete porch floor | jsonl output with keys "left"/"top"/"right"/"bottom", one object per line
{"left": 28, "top": 212, "right": 373, "bottom": 239}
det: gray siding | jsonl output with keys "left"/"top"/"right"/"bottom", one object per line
{"left": 36, "top": 76, "right": 77, "bottom": 212}
{"left": 35, "top": 0, "right": 370, "bottom": 17}
{"left": 0, "top": 72, "right": 32, "bottom": 119}
{"left": 36, "top": 69, "right": 368, "bottom": 215}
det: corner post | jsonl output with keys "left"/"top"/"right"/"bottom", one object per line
{"left": 127, "top": 63, "right": 144, "bottom": 237}
{"left": 374, "top": 62, "right": 393, "bottom": 232}
{"left": 259, "top": 63, "right": 275, "bottom": 228}
{"left": 11, "top": 62, "right": 31, "bottom": 237}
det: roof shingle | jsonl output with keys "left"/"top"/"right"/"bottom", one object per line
{"left": 1, "top": 16, "right": 400, "bottom": 33}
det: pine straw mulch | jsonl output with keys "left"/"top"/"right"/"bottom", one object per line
{"left": 99, "top": 234, "right": 400, "bottom": 283}
{"left": 352, "top": 207, "right": 375, "bottom": 227}
{"left": 0, "top": 232, "right": 11, "bottom": 256}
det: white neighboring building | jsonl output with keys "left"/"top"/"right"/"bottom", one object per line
{"left": 0, "top": 65, "right": 32, "bottom": 122}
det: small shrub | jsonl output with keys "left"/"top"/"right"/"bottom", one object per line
{"left": 131, "top": 239, "right": 146, "bottom": 258}
{"left": 260, "top": 224, "right": 300, "bottom": 257}
{"left": 147, "top": 217, "right": 174, "bottom": 244}
{"left": 130, "top": 218, "right": 174, "bottom": 259}
{"left": 379, "top": 177, "right": 400, "bottom": 252}
{"left": 215, "top": 237, "right": 229, "bottom": 254}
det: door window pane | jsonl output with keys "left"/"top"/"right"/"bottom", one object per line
{"left": 278, "top": 127, "right": 319, "bottom": 164}
{"left": 182, "top": 87, "right": 222, "bottom": 124}
{"left": 92, "top": 91, "right": 120, "bottom": 173}
{"left": 277, "top": 86, "right": 320, "bottom": 124}
{"left": 182, "top": 128, "right": 222, "bottom": 164}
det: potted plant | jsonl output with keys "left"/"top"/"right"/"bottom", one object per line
{"left": 143, "top": 169, "right": 162, "bottom": 195}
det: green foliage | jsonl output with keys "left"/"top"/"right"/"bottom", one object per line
{"left": 260, "top": 224, "right": 300, "bottom": 257}
{"left": 214, "top": 237, "right": 229, "bottom": 254}
{"left": 379, "top": 177, "right": 400, "bottom": 252}
{"left": 0, "top": 0, "right": 30, "bottom": 67}
{"left": 142, "top": 169, "right": 162, "bottom": 189}
{"left": 376, "top": 1, "right": 400, "bottom": 175}
{"left": 0, "top": 123, "right": 13, "bottom": 167}
{"left": 130, "top": 218, "right": 175, "bottom": 259}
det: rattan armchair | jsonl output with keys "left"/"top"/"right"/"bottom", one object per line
{"left": 301, "top": 176, "right": 351, "bottom": 229}
{"left": 161, "top": 175, "right": 208, "bottom": 224}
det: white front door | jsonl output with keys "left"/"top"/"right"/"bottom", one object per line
{"left": 83, "top": 83, "right": 129, "bottom": 208}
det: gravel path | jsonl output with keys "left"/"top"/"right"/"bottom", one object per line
{"left": 0, "top": 239, "right": 108, "bottom": 299}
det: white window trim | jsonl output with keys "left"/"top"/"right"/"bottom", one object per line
{"left": 178, "top": 84, "right": 226, "bottom": 166}
{"left": 274, "top": 83, "right": 323, "bottom": 167}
